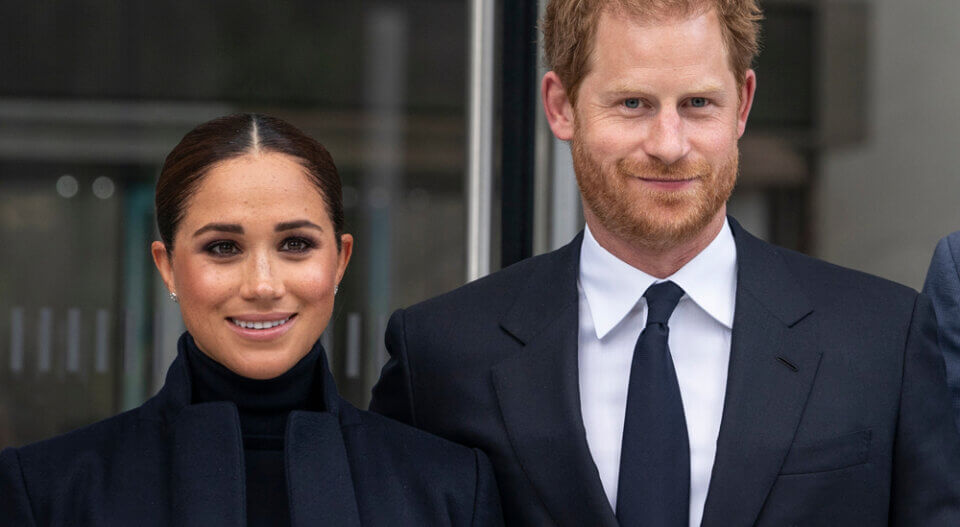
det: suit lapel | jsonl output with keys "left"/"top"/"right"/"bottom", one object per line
{"left": 285, "top": 411, "right": 362, "bottom": 527}
{"left": 493, "top": 233, "right": 618, "bottom": 527}
{"left": 170, "top": 402, "right": 247, "bottom": 527}
{"left": 700, "top": 219, "right": 821, "bottom": 527}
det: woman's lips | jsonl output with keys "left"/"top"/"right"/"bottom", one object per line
{"left": 226, "top": 313, "right": 297, "bottom": 341}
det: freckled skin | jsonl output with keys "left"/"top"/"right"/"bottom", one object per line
{"left": 152, "top": 152, "right": 353, "bottom": 380}
{"left": 542, "top": 8, "right": 756, "bottom": 277}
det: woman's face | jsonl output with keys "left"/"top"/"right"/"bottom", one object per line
{"left": 151, "top": 152, "right": 352, "bottom": 379}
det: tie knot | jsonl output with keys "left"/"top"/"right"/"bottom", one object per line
{"left": 643, "top": 281, "right": 684, "bottom": 326}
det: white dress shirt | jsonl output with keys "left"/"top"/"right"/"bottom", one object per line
{"left": 578, "top": 220, "right": 737, "bottom": 527}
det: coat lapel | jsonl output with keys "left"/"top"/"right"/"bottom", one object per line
{"left": 493, "top": 233, "right": 618, "bottom": 527}
{"left": 160, "top": 335, "right": 362, "bottom": 527}
{"left": 170, "top": 402, "right": 247, "bottom": 527}
{"left": 700, "top": 218, "right": 821, "bottom": 527}
{"left": 285, "top": 411, "right": 362, "bottom": 527}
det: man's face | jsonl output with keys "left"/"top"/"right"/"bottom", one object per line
{"left": 563, "top": 8, "right": 754, "bottom": 249}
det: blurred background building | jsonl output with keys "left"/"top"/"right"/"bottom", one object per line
{"left": 1, "top": 0, "right": 958, "bottom": 448}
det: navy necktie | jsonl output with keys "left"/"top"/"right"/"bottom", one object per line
{"left": 616, "top": 280, "right": 690, "bottom": 526}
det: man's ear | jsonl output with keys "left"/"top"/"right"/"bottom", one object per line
{"left": 737, "top": 69, "right": 757, "bottom": 138}
{"left": 151, "top": 241, "right": 176, "bottom": 295}
{"left": 542, "top": 71, "right": 576, "bottom": 141}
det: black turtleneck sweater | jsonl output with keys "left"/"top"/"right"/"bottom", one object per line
{"left": 185, "top": 339, "right": 325, "bottom": 527}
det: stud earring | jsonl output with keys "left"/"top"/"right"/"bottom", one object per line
{"left": 169, "top": 292, "right": 179, "bottom": 303}
{"left": 334, "top": 284, "right": 339, "bottom": 295}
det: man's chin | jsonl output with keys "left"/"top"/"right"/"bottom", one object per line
{"left": 610, "top": 204, "right": 722, "bottom": 249}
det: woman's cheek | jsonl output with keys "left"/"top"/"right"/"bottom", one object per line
{"left": 188, "top": 261, "right": 238, "bottom": 299}
{"left": 298, "top": 253, "right": 340, "bottom": 298}
{"left": 297, "top": 268, "right": 336, "bottom": 301}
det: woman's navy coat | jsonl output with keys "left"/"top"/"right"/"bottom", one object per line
{"left": 0, "top": 342, "right": 503, "bottom": 526}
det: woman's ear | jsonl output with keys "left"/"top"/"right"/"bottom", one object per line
{"left": 151, "top": 241, "right": 176, "bottom": 295}
{"left": 336, "top": 233, "right": 354, "bottom": 285}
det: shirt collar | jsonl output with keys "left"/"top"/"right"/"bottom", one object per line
{"left": 579, "top": 219, "right": 738, "bottom": 339}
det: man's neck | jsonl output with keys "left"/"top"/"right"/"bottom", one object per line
{"left": 585, "top": 208, "right": 727, "bottom": 279}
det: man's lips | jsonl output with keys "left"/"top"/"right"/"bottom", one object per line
{"left": 635, "top": 177, "right": 697, "bottom": 190}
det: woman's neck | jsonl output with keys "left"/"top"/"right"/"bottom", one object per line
{"left": 185, "top": 336, "right": 324, "bottom": 437}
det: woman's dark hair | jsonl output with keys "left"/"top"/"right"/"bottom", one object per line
{"left": 156, "top": 113, "right": 344, "bottom": 251}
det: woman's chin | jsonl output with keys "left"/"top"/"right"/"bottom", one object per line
{"left": 220, "top": 348, "right": 308, "bottom": 380}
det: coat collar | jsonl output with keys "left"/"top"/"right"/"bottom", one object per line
{"left": 146, "top": 333, "right": 353, "bottom": 427}
{"left": 700, "top": 217, "right": 820, "bottom": 527}
{"left": 725, "top": 217, "right": 813, "bottom": 327}
{"left": 499, "top": 231, "right": 583, "bottom": 345}
{"left": 494, "top": 232, "right": 619, "bottom": 527}
{"left": 494, "top": 217, "right": 820, "bottom": 527}
{"left": 144, "top": 334, "right": 362, "bottom": 527}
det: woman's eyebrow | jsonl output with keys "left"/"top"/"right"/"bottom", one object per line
{"left": 193, "top": 223, "right": 243, "bottom": 237}
{"left": 276, "top": 220, "right": 323, "bottom": 232}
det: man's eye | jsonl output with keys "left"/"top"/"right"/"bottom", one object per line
{"left": 207, "top": 241, "right": 239, "bottom": 256}
{"left": 624, "top": 98, "right": 641, "bottom": 109}
{"left": 280, "top": 237, "right": 314, "bottom": 253}
{"left": 690, "top": 97, "right": 709, "bottom": 108}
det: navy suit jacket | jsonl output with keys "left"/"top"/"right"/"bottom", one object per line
{"left": 0, "top": 339, "right": 503, "bottom": 526}
{"left": 923, "top": 230, "right": 960, "bottom": 427}
{"left": 370, "top": 217, "right": 960, "bottom": 526}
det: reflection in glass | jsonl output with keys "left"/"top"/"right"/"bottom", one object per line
{"left": 0, "top": 0, "right": 468, "bottom": 447}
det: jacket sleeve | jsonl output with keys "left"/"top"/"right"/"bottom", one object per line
{"left": 0, "top": 448, "right": 37, "bottom": 526}
{"left": 890, "top": 293, "right": 960, "bottom": 526}
{"left": 922, "top": 233, "right": 960, "bottom": 425}
{"left": 369, "top": 308, "right": 417, "bottom": 426}
{"left": 471, "top": 448, "right": 504, "bottom": 527}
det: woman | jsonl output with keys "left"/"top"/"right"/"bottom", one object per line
{"left": 0, "top": 114, "right": 503, "bottom": 526}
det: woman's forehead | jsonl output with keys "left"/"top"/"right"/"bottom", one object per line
{"left": 182, "top": 153, "right": 331, "bottom": 229}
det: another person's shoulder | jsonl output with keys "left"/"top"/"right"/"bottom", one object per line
{"left": 929, "top": 230, "right": 960, "bottom": 268}
{"left": 939, "top": 230, "right": 960, "bottom": 248}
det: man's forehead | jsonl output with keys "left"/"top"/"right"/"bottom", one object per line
{"left": 586, "top": 5, "right": 730, "bottom": 72}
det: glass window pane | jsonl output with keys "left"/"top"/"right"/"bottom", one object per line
{"left": 1, "top": 0, "right": 468, "bottom": 447}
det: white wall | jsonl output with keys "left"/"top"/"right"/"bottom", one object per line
{"left": 816, "top": 0, "right": 960, "bottom": 289}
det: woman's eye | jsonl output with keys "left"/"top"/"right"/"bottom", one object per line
{"left": 624, "top": 98, "right": 641, "bottom": 109}
{"left": 690, "top": 97, "right": 709, "bottom": 108}
{"left": 206, "top": 241, "right": 239, "bottom": 257}
{"left": 280, "top": 237, "right": 314, "bottom": 253}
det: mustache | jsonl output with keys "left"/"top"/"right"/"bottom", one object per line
{"left": 616, "top": 158, "right": 712, "bottom": 180}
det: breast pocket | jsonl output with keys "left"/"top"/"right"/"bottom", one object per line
{"left": 779, "top": 429, "right": 872, "bottom": 475}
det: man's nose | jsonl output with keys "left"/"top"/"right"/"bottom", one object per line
{"left": 642, "top": 107, "right": 689, "bottom": 166}
{"left": 239, "top": 252, "right": 285, "bottom": 300}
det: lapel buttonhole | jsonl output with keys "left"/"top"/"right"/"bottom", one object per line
{"left": 777, "top": 356, "right": 799, "bottom": 372}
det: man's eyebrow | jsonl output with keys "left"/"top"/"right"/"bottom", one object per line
{"left": 276, "top": 220, "right": 324, "bottom": 232}
{"left": 606, "top": 83, "right": 726, "bottom": 97}
{"left": 607, "top": 85, "right": 655, "bottom": 97}
{"left": 686, "top": 84, "right": 724, "bottom": 95}
{"left": 193, "top": 223, "right": 243, "bottom": 237}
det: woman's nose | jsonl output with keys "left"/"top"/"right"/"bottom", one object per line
{"left": 239, "top": 252, "right": 285, "bottom": 300}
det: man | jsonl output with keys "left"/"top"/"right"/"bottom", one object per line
{"left": 371, "top": 0, "right": 960, "bottom": 525}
